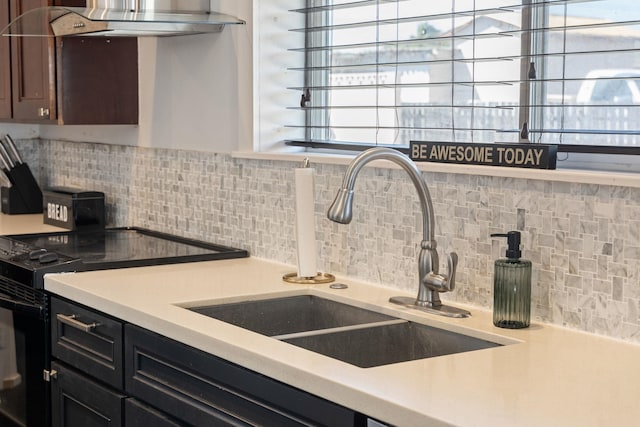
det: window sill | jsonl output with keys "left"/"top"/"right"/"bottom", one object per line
{"left": 232, "top": 150, "right": 640, "bottom": 188}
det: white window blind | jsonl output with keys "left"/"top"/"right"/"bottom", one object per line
{"left": 286, "top": 0, "right": 640, "bottom": 153}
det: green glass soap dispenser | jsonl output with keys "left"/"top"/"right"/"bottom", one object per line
{"left": 490, "top": 231, "right": 531, "bottom": 329}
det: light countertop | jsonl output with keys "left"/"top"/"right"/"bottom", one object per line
{"left": 44, "top": 257, "right": 640, "bottom": 427}
{"left": 0, "top": 213, "right": 66, "bottom": 235}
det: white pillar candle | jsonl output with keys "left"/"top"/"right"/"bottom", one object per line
{"left": 294, "top": 167, "right": 318, "bottom": 278}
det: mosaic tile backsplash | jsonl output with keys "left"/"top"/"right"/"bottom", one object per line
{"left": 19, "top": 138, "right": 640, "bottom": 343}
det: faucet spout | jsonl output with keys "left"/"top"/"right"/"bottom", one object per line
{"left": 328, "top": 147, "right": 435, "bottom": 242}
{"left": 327, "top": 147, "right": 470, "bottom": 318}
{"left": 327, "top": 188, "right": 355, "bottom": 224}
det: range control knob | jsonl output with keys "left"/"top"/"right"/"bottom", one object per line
{"left": 39, "top": 252, "right": 59, "bottom": 264}
{"left": 29, "top": 249, "right": 48, "bottom": 260}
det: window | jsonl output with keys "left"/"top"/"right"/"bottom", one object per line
{"left": 287, "top": 0, "right": 640, "bottom": 154}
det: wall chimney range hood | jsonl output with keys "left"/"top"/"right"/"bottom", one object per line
{"left": 1, "top": 0, "right": 245, "bottom": 37}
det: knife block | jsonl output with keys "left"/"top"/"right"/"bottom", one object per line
{"left": 1, "top": 163, "right": 43, "bottom": 214}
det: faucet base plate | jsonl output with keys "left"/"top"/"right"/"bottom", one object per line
{"left": 389, "top": 296, "right": 471, "bottom": 318}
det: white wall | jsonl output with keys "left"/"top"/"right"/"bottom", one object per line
{"left": 0, "top": 123, "right": 38, "bottom": 139}
{"left": 39, "top": 0, "right": 253, "bottom": 153}
{"left": 251, "top": 0, "right": 306, "bottom": 153}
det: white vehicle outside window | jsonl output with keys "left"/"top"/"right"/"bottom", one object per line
{"left": 576, "top": 70, "right": 640, "bottom": 104}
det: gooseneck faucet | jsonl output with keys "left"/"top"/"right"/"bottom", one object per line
{"left": 328, "top": 147, "right": 470, "bottom": 318}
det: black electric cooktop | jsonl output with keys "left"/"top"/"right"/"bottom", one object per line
{"left": 11, "top": 227, "right": 246, "bottom": 264}
{"left": 0, "top": 227, "right": 248, "bottom": 288}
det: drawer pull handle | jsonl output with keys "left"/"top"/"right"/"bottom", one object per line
{"left": 57, "top": 314, "right": 98, "bottom": 332}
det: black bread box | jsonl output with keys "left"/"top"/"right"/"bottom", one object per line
{"left": 43, "top": 187, "right": 105, "bottom": 230}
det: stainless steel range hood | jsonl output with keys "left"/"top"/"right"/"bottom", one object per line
{"left": 1, "top": 0, "right": 245, "bottom": 37}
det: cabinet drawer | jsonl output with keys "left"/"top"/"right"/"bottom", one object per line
{"left": 51, "top": 297, "right": 124, "bottom": 389}
{"left": 125, "top": 399, "right": 186, "bottom": 427}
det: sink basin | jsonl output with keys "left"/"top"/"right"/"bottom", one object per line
{"left": 282, "top": 321, "right": 501, "bottom": 368}
{"left": 188, "top": 295, "right": 395, "bottom": 336}
{"left": 187, "top": 294, "right": 503, "bottom": 368}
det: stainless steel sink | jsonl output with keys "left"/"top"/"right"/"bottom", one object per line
{"left": 188, "top": 295, "right": 395, "bottom": 336}
{"left": 187, "top": 295, "right": 502, "bottom": 368}
{"left": 282, "top": 320, "right": 501, "bottom": 368}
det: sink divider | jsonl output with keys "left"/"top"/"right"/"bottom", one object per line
{"left": 270, "top": 319, "right": 408, "bottom": 341}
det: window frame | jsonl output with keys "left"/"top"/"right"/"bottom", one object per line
{"left": 283, "top": 0, "right": 640, "bottom": 160}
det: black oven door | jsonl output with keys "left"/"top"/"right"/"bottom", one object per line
{"left": 0, "top": 280, "right": 49, "bottom": 427}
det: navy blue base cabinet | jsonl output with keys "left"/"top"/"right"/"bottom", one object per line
{"left": 125, "top": 324, "right": 366, "bottom": 426}
{"left": 49, "top": 296, "right": 372, "bottom": 427}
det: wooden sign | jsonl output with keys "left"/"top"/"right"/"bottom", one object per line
{"left": 410, "top": 141, "right": 557, "bottom": 170}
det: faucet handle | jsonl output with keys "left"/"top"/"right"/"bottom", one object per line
{"left": 422, "top": 251, "right": 458, "bottom": 293}
{"left": 446, "top": 252, "right": 458, "bottom": 291}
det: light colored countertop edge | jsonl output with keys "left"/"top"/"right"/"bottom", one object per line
{"left": 232, "top": 150, "right": 640, "bottom": 188}
{"left": 0, "top": 213, "right": 67, "bottom": 234}
{"left": 44, "top": 257, "right": 640, "bottom": 427}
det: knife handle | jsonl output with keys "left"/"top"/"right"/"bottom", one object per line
{"left": 0, "top": 142, "right": 15, "bottom": 169}
{"left": 4, "top": 135, "right": 22, "bottom": 164}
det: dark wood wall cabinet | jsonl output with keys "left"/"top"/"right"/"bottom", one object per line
{"left": 1, "top": 0, "right": 138, "bottom": 125}
{"left": 50, "top": 296, "right": 373, "bottom": 427}
{"left": 0, "top": 3, "right": 11, "bottom": 117}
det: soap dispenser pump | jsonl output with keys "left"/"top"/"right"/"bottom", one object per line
{"left": 490, "top": 231, "right": 531, "bottom": 329}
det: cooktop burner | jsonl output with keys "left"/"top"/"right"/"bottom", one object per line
{"left": 0, "top": 227, "right": 248, "bottom": 288}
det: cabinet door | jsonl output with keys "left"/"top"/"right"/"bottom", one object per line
{"left": 9, "top": 0, "right": 56, "bottom": 121}
{"left": 56, "top": 36, "right": 138, "bottom": 125}
{"left": 55, "top": 0, "right": 138, "bottom": 125}
{"left": 0, "top": 2, "right": 11, "bottom": 118}
{"left": 51, "top": 361, "right": 126, "bottom": 427}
